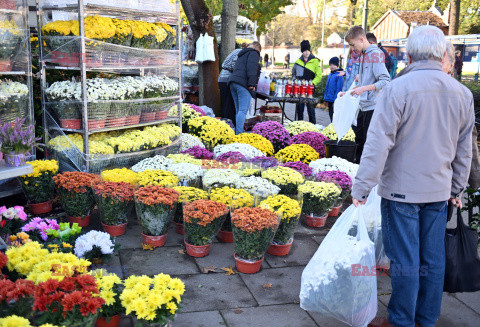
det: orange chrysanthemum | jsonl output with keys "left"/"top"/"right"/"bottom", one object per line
{"left": 231, "top": 207, "right": 279, "bottom": 233}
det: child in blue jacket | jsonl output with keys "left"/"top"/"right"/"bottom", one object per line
{"left": 324, "top": 57, "right": 344, "bottom": 122}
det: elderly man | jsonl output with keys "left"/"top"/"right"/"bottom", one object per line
{"left": 351, "top": 26, "right": 474, "bottom": 327}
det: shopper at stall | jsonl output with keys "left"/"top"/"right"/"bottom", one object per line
{"left": 352, "top": 26, "right": 474, "bottom": 327}
{"left": 454, "top": 50, "right": 463, "bottom": 80}
{"left": 284, "top": 53, "right": 290, "bottom": 68}
{"left": 292, "top": 40, "right": 322, "bottom": 124}
{"left": 229, "top": 41, "right": 262, "bottom": 134}
{"left": 340, "top": 26, "right": 390, "bottom": 163}
{"left": 323, "top": 57, "right": 344, "bottom": 122}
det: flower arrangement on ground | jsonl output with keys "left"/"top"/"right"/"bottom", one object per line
{"left": 261, "top": 166, "right": 305, "bottom": 195}
{"left": 251, "top": 121, "right": 291, "bottom": 153}
{"left": 275, "top": 144, "right": 319, "bottom": 164}
{"left": 202, "top": 169, "right": 241, "bottom": 191}
{"left": 217, "top": 151, "right": 248, "bottom": 164}
{"left": 100, "top": 168, "right": 137, "bottom": 185}
{"left": 21, "top": 217, "right": 59, "bottom": 242}
{"left": 234, "top": 176, "right": 280, "bottom": 204}
{"left": 53, "top": 172, "right": 100, "bottom": 226}
{"left": 214, "top": 143, "right": 264, "bottom": 160}
{"left": 0, "top": 205, "right": 27, "bottom": 237}
{"left": 181, "top": 146, "right": 214, "bottom": 160}
{"left": 285, "top": 121, "right": 319, "bottom": 136}
{"left": 74, "top": 230, "right": 115, "bottom": 264}
{"left": 167, "top": 163, "right": 204, "bottom": 187}
{"left": 298, "top": 181, "right": 341, "bottom": 218}
{"left": 291, "top": 131, "right": 329, "bottom": 158}
{"left": 250, "top": 156, "right": 279, "bottom": 169}
{"left": 134, "top": 186, "right": 179, "bottom": 247}
{"left": 91, "top": 270, "right": 124, "bottom": 325}
{"left": 231, "top": 207, "right": 279, "bottom": 272}
{"left": 172, "top": 186, "right": 208, "bottom": 230}
{"left": 315, "top": 170, "right": 353, "bottom": 201}
{"left": 45, "top": 222, "right": 82, "bottom": 244}
{"left": 309, "top": 156, "right": 359, "bottom": 179}
{"left": 183, "top": 200, "right": 228, "bottom": 256}
{"left": 136, "top": 169, "right": 179, "bottom": 188}
{"left": 321, "top": 123, "right": 356, "bottom": 142}
{"left": 180, "top": 133, "right": 205, "bottom": 152}
{"left": 188, "top": 116, "right": 235, "bottom": 149}
{"left": 120, "top": 274, "right": 185, "bottom": 326}
{"left": 227, "top": 133, "right": 274, "bottom": 156}
{"left": 0, "top": 278, "right": 35, "bottom": 318}
{"left": 282, "top": 161, "right": 313, "bottom": 178}
{"left": 94, "top": 182, "right": 135, "bottom": 236}
{"left": 131, "top": 155, "right": 173, "bottom": 172}
{"left": 260, "top": 195, "right": 302, "bottom": 247}
{"left": 18, "top": 160, "right": 58, "bottom": 213}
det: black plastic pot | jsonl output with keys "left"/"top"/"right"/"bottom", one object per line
{"left": 324, "top": 140, "right": 357, "bottom": 163}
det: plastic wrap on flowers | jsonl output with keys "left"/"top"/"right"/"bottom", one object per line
{"left": 321, "top": 123, "right": 356, "bottom": 142}
{"left": 231, "top": 207, "right": 280, "bottom": 261}
{"left": 167, "top": 162, "right": 204, "bottom": 188}
{"left": 188, "top": 116, "right": 235, "bottom": 149}
{"left": 134, "top": 186, "right": 179, "bottom": 236}
{"left": 298, "top": 181, "right": 341, "bottom": 218}
{"left": 309, "top": 157, "right": 359, "bottom": 180}
{"left": 234, "top": 176, "right": 281, "bottom": 206}
{"left": 18, "top": 160, "right": 58, "bottom": 204}
{"left": 251, "top": 121, "right": 291, "bottom": 153}
{"left": 260, "top": 194, "right": 303, "bottom": 245}
{"left": 282, "top": 161, "right": 313, "bottom": 178}
{"left": 136, "top": 169, "right": 179, "bottom": 188}
{"left": 210, "top": 187, "right": 254, "bottom": 232}
{"left": 261, "top": 166, "right": 305, "bottom": 196}
{"left": 183, "top": 200, "right": 229, "bottom": 245}
{"left": 181, "top": 146, "right": 214, "bottom": 159}
{"left": 291, "top": 131, "right": 329, "bottom": 158}
{"left": 172, "top": 186, "right": 209, "bottom": 224}
{"left": 94, "top": 182, "right": 135, "bottom": 226}
{"left": 169, "top": 103, "right": 206, "bottom": 129}
{"left": 275, "top": 144, "right": 319, "bottom": 164}
{"left": 315, "top": 170, "right": 352, "bottom": 201}
{"left": 202, "top": 169, "right": 241, "bottom": 192}
{"left": 131, "top": 155, "right": 174, "bottom": 172}
{"left": 250, "top": 156, "right": 279, "bottom": 169}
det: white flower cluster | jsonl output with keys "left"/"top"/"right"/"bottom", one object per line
{"left": 234, "top": 176, "right": 280, "bottom": 198}
{"left": 180, "top": 133, "right": 205, "bottom": 152}
{"left": 74, "top": 230, "right": 114, "bottom": 258}
{"left": 167, "top": 162, "right": 204, "bottom": 182}
{"left": 143, "top": 74, "right": 178, "bottom": 97}
{"left": 309, "top": 156, "right": 359, "bottom": 179}
{"left": 131, "top": 155, "right": 174, "bottom": 172}
{"left": 0, "top": 80, "right": 29, "bottom": 98}
{"left": 45, "top": 80, "right": 78, "bottom": 100}
{"left": 214, "top": 143, "right": 265, "bottom": 160}
{"left": 203, "top": 169, "right": 241, "bottom": 189}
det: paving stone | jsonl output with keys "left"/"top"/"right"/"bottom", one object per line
{"left": 165, "top": 223, "right": 186, "bottom": 247}
{"left": 376, "top": 274, "right": 392, "bottom": 294}
{"left": 97, "top": 254, "right": 124, "bottom": 278}
{"left": 264, "top": 234, "right": 319, "bottom": 268}
{"left": 454, "top": 291, "right": 480, "bottom": 314}
{"left": 172, "top": 310, "right": 225, "bottom": 327}
{"left": 115, "top": 224, "right": 143, "bottom": 249}
{"left": 307, "top": 311, "right": 351, "bottom": 327}
{"left": 221, "top": 304, "right": 317, "bottom": 327}
{"left": 311, "top": 234, "right": 325, "bottom": 245}
{"left": 295, "top": 219, "right": 331, "bottom": 236}
{"left": 119, "top": 247, "right": 199, "bottom": 276}
{"left": 437, "top": 293, "right": 480, "bottom": 327}
{"left": 239, "top": 266, "right": 303, "bottom": 306}
{"left": 172, "top": 273, "right": 257, "bottom": 312}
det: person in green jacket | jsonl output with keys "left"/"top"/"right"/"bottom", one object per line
{"left": 292, "top": 40, "right": 322, "bottom": 124}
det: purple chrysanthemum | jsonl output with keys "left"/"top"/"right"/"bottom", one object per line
{"left": 250, "top": 156, "right": 279, "bottom": 169}
{"left": 282, "top": 161, "right": 313, "bottom": 177}
{"left": 186, "top": 103, "right": 206, "bottom": 116}
{"left": 217, "top": 151, "right": 248, "bottom": 164}
{"left": 291, "top": 131, "right": 329, "bottom": 158}
{"left": 315, "top": 170, "right": 352, "bottom": 197}
{"left": 251, "top": 121, "right": 291, "bottom": 152}
{"left": 181, "top": 146, "right": 214, "bottom": 159}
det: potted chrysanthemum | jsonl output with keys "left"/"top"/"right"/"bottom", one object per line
{"left": 183, "top": 200, "right": 228, "bottom": 257}
{"left": 315, "top": 170, "right": 352, "bottom": 216}
{"left": 231, "top": 207, "right": 279, "bottom": 273}
{"left": 298, "top": 181, "right": 341, "bottom": 228}
{"left": 172, "top": 186, "right": 209, "bottom": 235}
{"left": 261, "top": 166, "right": 305, "bottom": 196}
{"left": 92, "top": 270, "right": 124, "bottom": 327}
{"left": 275, "top": 144, "right": 319, "bottom": 165}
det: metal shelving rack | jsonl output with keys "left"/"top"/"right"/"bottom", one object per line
{"left": 36, "top": 0, "right": 183, "bottom": 172}
{"left": 0, "top": 0, "right": 35, "bottom": 185}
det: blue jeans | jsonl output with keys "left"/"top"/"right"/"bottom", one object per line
{"left": 230, "top": 83, "right": 252, "bottom": 134}
{"left": 381, "top": 199, "right": 447, "bottom": 327}
{"left": 296, "top": 102, "right": 316, "bottom": 124}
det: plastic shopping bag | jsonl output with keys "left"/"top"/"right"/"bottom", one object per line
{"left": 256, "top": 72, "right": 271, "bottom": 96}
{"left": 300, "top": 205, "right": 377, "bottom": 326}
{"left": 195, "top": 34, "right": 205, "bottom": 63}
{"left": 333, "top": 83, "right": 360, "bottom": 141}
{"left": 203, "top": 33, "right": 215, "bottom": 62}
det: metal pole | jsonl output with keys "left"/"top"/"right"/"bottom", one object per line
{"left": 363, "top": 0, "right": 369, "bottom": 31}
{"left": 321, "top": 0, "right": 326, "bottom": 68}
{"left": 78, "top": 0, "right": 89, "bottom": 171}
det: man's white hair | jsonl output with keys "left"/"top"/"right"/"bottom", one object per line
{"left": 406, "top": 26, "right": 446, "bottom": 62}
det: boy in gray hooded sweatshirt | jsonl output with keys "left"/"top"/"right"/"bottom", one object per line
{"left": 339, "top": 26, "right": 390, "bottom": 162}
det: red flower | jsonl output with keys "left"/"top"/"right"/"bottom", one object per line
{"left": 0, "top": 220, "right": 6, "bottom": 228}
{"left": 42, "top": 279, "right": 60, "bottom": 294}
{"left": 0, "top": 252, "right": 7, "bottom": 269}
{"left": 59, "top": 277, "right": 76, "bottom": 292}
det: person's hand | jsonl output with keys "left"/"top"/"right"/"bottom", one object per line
{"left": 449, "top": 197, "right": 463, "bottom": 209}
{"left": 353, "top": 198, "right": 367, "bottom": 207}
{"left": 249, "top": 86, "right": 255, "bottom": 91}
{"left": 350, "top": 85, "right": 368, "bottom": 96}
{"left": 338, "top": 71, "right": 346, "bottom": 77}
{"left": 338, "top": 92, "right": 346, "bottom": 98}
{"left": 354, "top": 74, "right": 359, "bottom": 82}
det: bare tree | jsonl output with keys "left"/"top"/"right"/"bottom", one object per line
{"left": 220, "top": 0, "right": 239, "bottom": 63}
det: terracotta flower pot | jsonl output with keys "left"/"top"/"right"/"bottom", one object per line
{"left": 140, "top": 112, "right": 156, "bottom": 123}
{"left": 175, "top": 222, "right": 184, "bottom": 235}
{"left": 95, "top": 314, "right": 121, "bottom": 327}
{"left": 141, "top": 233, "right": 167, "bottom": 248}
{"left": 267, "top": 238, "right": 293, "bottom": 256}
{"left": 106, "top": 117, "right": 126, "bottom": 128}
{"left": 101, "top": 222, "right": 127, "bottom": 236}
{"left": 88, "top": 119, "right": 106, "bottom": 130}
{"left": 234, "top": 252, "right": 263, "bottom": 274}
{"left": 125, "top": 115, "right": 140, "bottom": 125}
{"left": 60, "top": 118, "right": 81, "bottom": 129}
{"left": 0, "top": 59, "right": 12, "bottom": 72}
{"left": 155, "top": 110, "right": 168, "bottom": 120}
{"left": 304, "top": 213, "right": 328, "bottom": 228}
{"left": 216, "top": 230, "right": 234, "bottom": 243}
{"left": 69, "top": 215, "right": 91, "bottom": 227}
{"left": 29, "top": 200, "right": 54, "bottom": 215}
{"left": 328, "top": 204, "right": 343, "bottom": 217}
{"left": 184, "top": 240, "right": 211, "bottom": 257}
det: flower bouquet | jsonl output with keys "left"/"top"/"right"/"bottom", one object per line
{"left": 131, "top": 155, "right": 173, "bottom": 172}
{"left": 53, "top": 172, "right": 101, "bottom": 227}
{"left": 0, "top": 279, "right": 35, "bottom": 318}
{"left": 168, "top": 163, "right": 204, "bottom": 188}
{"left": 234, "top": 176, "right": 280, "bottom": 205}
{"left": 231, "top": 207, "right": 279, "bottom": 273}
{"left": 298, "top": 181, "right": 341, "bottom": 228}
{"left": 8, "top": 231, "right": 32, "bottom": 247}
{"left": 251, "top": 121, "right": 291, "bottom": 153}
{"left": 261, "top": 166, "right": 305, "bottom": 196}
{"left": 120, "top": 274, "right": 185, "bottom": 327}
{"left": 202, "top": 168, "right": 241, "bottom": 192}
{"left": 74, "top": 230, "right": 115, "bottom": 265}
{"left": 210, "top": 187, "right": 254, "bottom": 243}
{"left": 100, "top": 168, "right": 137, "bottom": 185}
{"left": 181, "top": 146, "right": 214, "bottom": 159}
{"left": 309, "top": 157, "right": 359, "bottom": 179}
{"left": 291, "top": 131, "right": 329, "bottom": 158}
{"left": 94, "top": 182, "right": 135, "bottom": 236}
{"left": 183, "top": 200, "right": 228, "bottom": 257}
{"left": 172, "top": 186, "right": 208, "bottom": 234}
{"left": 0, "top": 118, "right": 38, "bottom": 167}
{"left": 285, "top": 121, "right": 320, "bottom": 136}
{"left": 275, "top": 144, "right": 319, "bottom": 164}
{"left": 18, "top": 160, "right": 58, "bottom": 214}
{"left": 214, "top": 143, "right": 264, "bottom": 161}
{"left": 134, "top": 186, "right": 179, "bottom": 247}
{"left": 21, "top": 217, "right": 59, "bottom": 242}
{"left": 227, "top": 133, "right": 275, "bottom": 156}
{"left": 315, "top": 170, "right": 353, "bottom": 216}
{"left": 180, "top": 133, "right": 205, "bottom": 152}
{"left": 0, "top": 206, "right": 27, "bottom": 238}
{"left": 92, "top": 270, "right": 124, "bottom": 327}
{"left": 260, "top": 195, "right": 302, "bottom": 256}
{"left": 136, "top": 169, "right": 179, "bottom": 188}
{"left": 282, "top": 161, "right": 313, "bottom": 178}
{"left": 187, "top": 116, "right": 235, "bottom": 150}
{"left": 0, "top": 19, "right": 21, "bottom": 71}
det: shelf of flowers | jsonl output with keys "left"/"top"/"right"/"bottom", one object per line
{"left": 0, "top": 6, "right": 29, "bottom": 73}
{"left": 0, "top": 79, "right": 29, "bottom": 122}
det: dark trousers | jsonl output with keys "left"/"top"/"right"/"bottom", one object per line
{"left": 219, "top": 82, "right": 236, "bottom": 126}
{"left": 326, "top": 101, "right": 334, "bottom": 123}
{"left": 355, "top": 110, "right": 374, "bottom": 163}
{"left": 296, "top": 103, "right": 316, "bottom": 124}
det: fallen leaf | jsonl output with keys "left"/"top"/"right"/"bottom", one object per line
{"left": 234, "top": 309, "right": 243, "bottom": 314}
{"left": 262, "top": 283, "right": 272, "bottom": 290}
{"left": 178, "top": 249, "right": 185, "bottom": 254}
{"left": 221, "top": 266, "right": 237, "bottom": 275}
{"left": 142, "top": 243, "right": 154, "bottom": 251}
{"left": 201, "top": 266, "right": 217, "bottom": 274}
{"left": 198, "top": 284, "right": 203, "bottom": 288}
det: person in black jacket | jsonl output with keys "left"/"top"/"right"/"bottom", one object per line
{"left": 229, "top": 41, "right": 262, "bottom": 134}
{"left": 366, "top": 33, "right": 391, "bottom": 73}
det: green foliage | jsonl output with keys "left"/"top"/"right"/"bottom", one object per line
{"left": 302, "top": 192, "right": 338, "bottom": 217}
{"left": 463, "top": 81, "right": 480, "bottom": 107}
{"left": 184, "top": 214, "right": 227, "bottom": 245}
{"left": 58, "top": 188, "right": 96, "bottom": 218}
{"left": 273, "top": 213, "right": 301, "bottom": 244}
{"left": 96, "top": 195, "right": 133, "bottom": 226}
{"left": 232, "top": 225, "right": 277, "bottom": 260}
{"left": 18, "top": 171, "right": 56, "bottom": 203}
{"left": 464, "top": 187, "right": 480, "bottom": 241}
{"left": 136, "top": 202, "right": 174, "bottom": 236}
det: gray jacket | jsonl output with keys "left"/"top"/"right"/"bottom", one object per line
{"left": 218, "top": 49, "right": 242, "bottom": 83}
{"left": 358, "top": 44, "right": 390, "bottom": 111}
{"left": 351, "top": 60, "right": 474, "bottom": 203}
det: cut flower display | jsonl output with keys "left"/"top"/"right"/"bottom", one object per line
{"left": 210, "top": 187, "right": 254, "bottom": 232}
{"left": 183, "top": 200, "right": 229, "bottom": 245}
{"left": 74, "top": 230, "right": 115, "bottom": 261}
{"left": 234, "top": 176, "right": 280, "bottom": 203}
{"left": 0, "top": 205, "right": 28, "bottom": 237}
{"left": 217, "top": 151, "right": 248, "bottom": 164}
{"left": 321, "top": 123, "right": 356, "bottom": 142}
{"left": 214, "top": 143, "right": 264, "bottom": 160}
{"left": 275, "top": 144, "right": 319, "bottom": 164}
{"left": 188, "top": 116, "right": 235, "bottom": 148}
{"left": 172, "top": 186, "right": 209, "bottom": 224}
{"left": 282, "top": 161, "right": 313, "bottom": 177}
{"left": 180, "top": 133, "right": 205, "bottom": 152}
{"left": 309, "top": 156, "right": 359, "bottom": 179}
{"left": 21, "top": 217, "right": 59, "bottom": 242}
{"left": 181, "top": 146, "right": 214, "bottom": 159}
{"left": 202, "top": 168, "right": 241, "bottom": 190}
{"left": 285, "top": 121, "right": 320, "bottom": 136}
{"left": 131, "top": 155, "right": 173, "bottom": 172}
{"left": 136, "top": 169, "right": 179, "bottom": 187}
{"left": 315, "top": 170, "right": 353, "bottom": 200}
{"left": 249, "top": 156, "right": 279, "bottom": 169}
{"left": 100, "top": 168, "right": 137, "bottom": 185}
{"left": 167, "top": 162, "right": 204, "bottom": 187}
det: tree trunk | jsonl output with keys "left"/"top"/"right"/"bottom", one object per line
{"left": 220, "top": 0, "right": 238, "bottom": 63}
{"left": 448, "top": 0, "right": 461, "bottom": 35}
{"left": 181, "top": 0, "right": 221, "bottom": 115}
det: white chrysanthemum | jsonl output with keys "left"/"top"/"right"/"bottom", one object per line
{"left": 234, "top": 176, "right": 280, "bottom": 198}
{"left": 74, "top": 230, "right": 114, "bottom": 258}
{"left": 214, "top": 143, "right": 264, "bottom": 160}
{"left": 167, "top": 162, "right": 204, "bottom": 182}
{"left": 203, "top": 169, "right": 241, "bottom": 189}
{"left": 309, "top": 156, "right": 359, "bottom": 179}
{"left": 132, "top": 155, "right": 174, "bottom": 172}
{"left": 180, "top": 133, "right": 205, "bottom": 152}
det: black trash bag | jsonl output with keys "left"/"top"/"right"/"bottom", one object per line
{"left": 444, "top": 208, "right": 480, "bottom": 293}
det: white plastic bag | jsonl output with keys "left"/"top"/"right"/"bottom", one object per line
{"left": 332, "top": 83, "right": 360, "bottom": 141}
{"left": 195, "top": 34, "right": 205, "bottom": 63}
{"left": 246, "top": 98, "right": 255, "bottom": 119}
{"left": 256, "top": 72, "right": 271, "bottom": 96}
{"left": 300, "top": 205, "right": 377, "bottom": 327}
{"left": 203, "top": 33, "right": 215, "bottom": 62}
